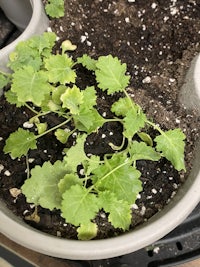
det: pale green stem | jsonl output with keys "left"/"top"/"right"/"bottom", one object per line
{"left": 35, "top": 117, "right": 72, "bottom": 139}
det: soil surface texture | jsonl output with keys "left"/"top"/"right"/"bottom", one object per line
{"left": 0, "top": 0, "right": 200, "bottom": 240}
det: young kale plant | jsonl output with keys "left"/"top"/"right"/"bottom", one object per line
{"left": 0, "top": 32, "right": 186, "bottom": 240}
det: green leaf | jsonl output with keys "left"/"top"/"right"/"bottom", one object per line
{"left": 77, "top": 54, "right": 97, "bottom": 71}
{"left": 111, "top": 97, "right": 133, "bottom": 117}
{"left": 4, "top": 128, "right": 37, "bottom": 158}
{"left": 28, "top": 32, "right": 57, "bottom": 57}
{"left": 45, "top": 0, "right": 64, "bottom": 18}
{"left": 93, "top": 154, "right": 142, "bottom": 204}
{"left": 123, "top": 107, "right": 147, "bottom": 138}
{"left": 52, "top": 85, "right": 66, "bottom": 105}
{"left": 61, "top": 184, "right": 99, "bottom": 226}
{"left": 137, "top": 132, "right": 153, "bottom": 146}
{"left": 8, "top": 32, "right": 56, "bottom": 71}
{"left": 60, "top": 85, "right": 83, "bottom": 114}
{"left": 74, "top": 107, "right": 105, "bottom": 133}
{"left": 58, "top": 173, "right": 82, "bottom": 194}
{"left": 45, "top": 54, "right": 76, "bottom": 84}
{"left": 21, "top": 161, "right": 68, "bottom": 210}
{"left": 77, "top": 222, "right": 98, "bottom": 240}
{"left": 84, "top": 155, "right": 101, "bottom": 176}
{"left": 129, "top": 141, "right": 161, "bottom": 161}
{"left": 95, "top": 55, "right": 130, "bottom": 94}
{"left": 64, "top": 134, "right": 88, "bottom": 172}
{"left": 99, "top": 191, "right": 131, "bottom": 230}
{"left": 4, "top": 90, "right": 24, "bottom": 107}
{"left": 36, "top": 122, "right": 47, "bottom": 135}
{"left": 11, "top": 66, "right": 52, "bottom": 106}
{"left": 82, "top": 86, "right": 97, "bottom": 109}
{"left": 155, "top": 129, "right": 186, "bottom": 171}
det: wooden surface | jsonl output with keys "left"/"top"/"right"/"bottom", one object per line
{"left": 0, "top": 233, "right": 200, "bottom": 267}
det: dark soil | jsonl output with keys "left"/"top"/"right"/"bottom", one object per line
{"left": 0, "top": 0, "right": 200, "bottom": 240}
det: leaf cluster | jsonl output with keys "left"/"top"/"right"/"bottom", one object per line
{"left": 0, "top": 32, "right": 186, "bottom": 240}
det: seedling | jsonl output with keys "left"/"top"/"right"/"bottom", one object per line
{"left": 0, "top": 32, "right": 186, "bottom": 240}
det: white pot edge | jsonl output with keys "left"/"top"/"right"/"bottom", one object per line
{"left": 0, "top": 0, "right": 49, "bottom": 72}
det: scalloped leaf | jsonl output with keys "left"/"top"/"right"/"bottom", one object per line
{"left": 95, "top": 55, "right": 130, "bottom": 94}
{"left": 11, "top": 66, "right": 52, "bottom": 106}
{"left": 21, "top": 161, "right": 68, "bottom": 210}
{"left": 4, "top": 128, "right": 37, "bottom": 158}
{"left": 99, "top": 191, "right": 131, "bottom": 230}
{"left": 61, "top": 184, "right": 99, "bottom": 226}
{"left": 155, "top": 129, "right": 186, "bottom": 171}
{"left": 45, "top": 54, "right": 76, "bottom": 84}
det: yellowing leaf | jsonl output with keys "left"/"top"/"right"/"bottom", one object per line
{"left": 61, "top": 85, "right": 83, "bottom": 114}
{"left": 77, "top": 222, "right": 98, "bottom": 240}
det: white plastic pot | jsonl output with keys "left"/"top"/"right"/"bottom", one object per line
{"left": 0, "top": 0, "right": 49, "bottom": 72}
{"left": 0, "top": 2, "right": 199, "bottom": 261}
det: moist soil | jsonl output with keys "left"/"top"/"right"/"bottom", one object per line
{"left": 0, "top": 0, "right": 200, "bottom": 240}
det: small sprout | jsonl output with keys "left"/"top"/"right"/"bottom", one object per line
{"left": 61, "top": 40, "right": 77, "bottom": 53}
{"left": 9, "top": 188, "right": 22, "bottom": 198}
{"left": 24, "top": 206, "right": 40, "bottom": 223}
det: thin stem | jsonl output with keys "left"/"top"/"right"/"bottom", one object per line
{"left": 35, "top": 117, "right": 72, "bottom": 139}
{"left": 105, "top": 117, "right": 123, "bottom": 123}
{"left": 146, "top": 120, "right": 165, "bottom": 135}
{"left": 30, "top": 111, "right": 51, "bottom": 122}
{"left": 0, "top": 71, "right": 11, "bottom": 77}
{"left": 25, "top": 104, "right": 39, "bottom": 115}
{"left": 25, "top": 155, "right": 30, "bottom": 179}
